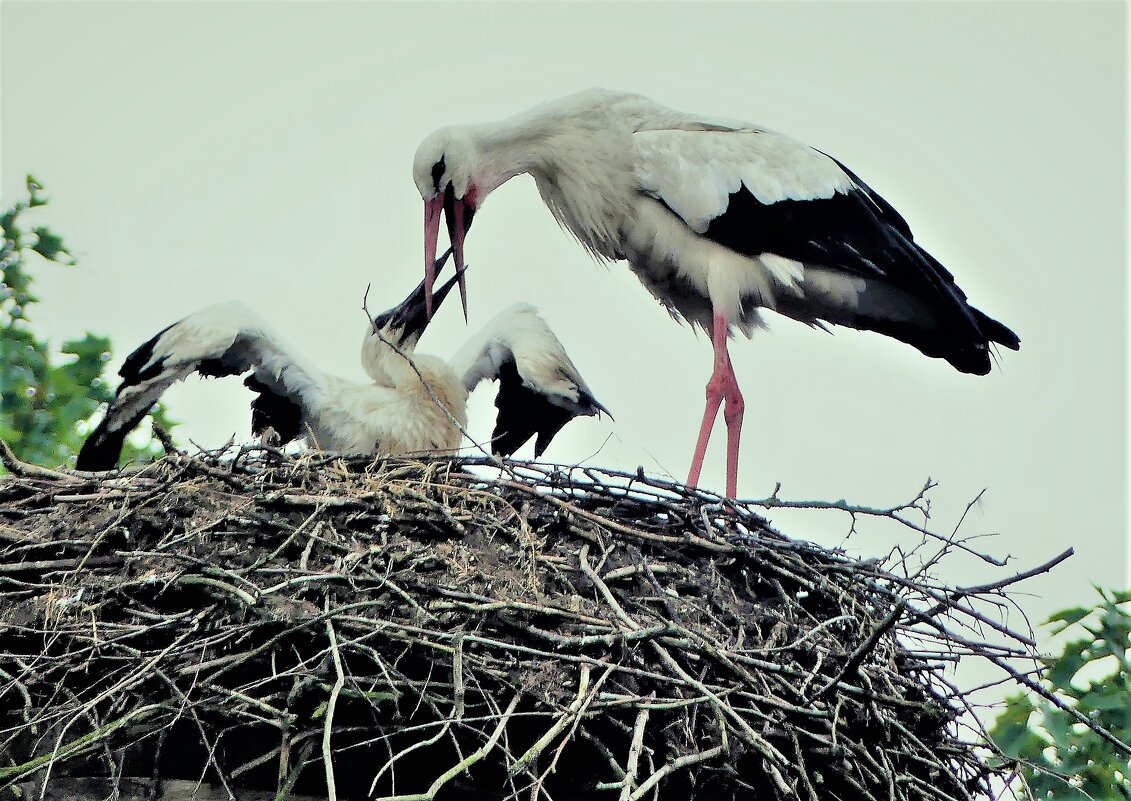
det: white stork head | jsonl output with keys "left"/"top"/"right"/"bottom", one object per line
{"left": 413, "top": 128, "right": 483, "bottom": 204}
{"left": 413, "top": 126, "right": 511, "bottom": 322}
{"left": 414, "top": 129, "right": 478, "bottom": 323}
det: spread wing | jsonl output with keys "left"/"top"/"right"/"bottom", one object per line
{"left": 449, "top": 304, "right": 609, "bottom": 458}
{"left": 76, "top": 302, "right": 330, "bottom": 470}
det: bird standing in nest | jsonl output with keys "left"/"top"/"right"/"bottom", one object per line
{"left": 77, "top": 256, "right": 607, "bottom": 471}
{"left": 412, "top": 88, "right": 1020, "bottom": 498}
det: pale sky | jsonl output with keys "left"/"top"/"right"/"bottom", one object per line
{"left": 2, "top": 2, "right": 1127, "bottom": 698}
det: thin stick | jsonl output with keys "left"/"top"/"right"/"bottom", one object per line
{"left": 323, "top": 617, "right": 345, "bottom": 801}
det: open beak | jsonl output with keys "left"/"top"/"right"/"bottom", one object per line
{"left": 424, "top": 186, "right": 474, "bottom": 321}
{"left": 393, "top": 248, "right": 462, "bottom": 343}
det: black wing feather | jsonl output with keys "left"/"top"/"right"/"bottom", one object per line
{"left": 698, "top": 160, "right": 1019, "bottom": 374}
{"left": 75, "top": 407, "right": 150, "bottom": 471}
{"left": 77, "top": 332, "right": 253, "bottom": 471}
{"left": 118, "top": 323, "right": 176, "bottom": 384}
{"left": 244, "top": 374, "right": 305, "bottom": 445}
{"left": 491, "top": 361, "right": 577, "bottom": 458}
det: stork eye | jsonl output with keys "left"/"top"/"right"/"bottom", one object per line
{"left": 431, "top": 156, "right": 447, "bottom": 192}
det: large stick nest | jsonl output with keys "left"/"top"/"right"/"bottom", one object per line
{"left": 0, "top": 449, "right": 1050, "bottom": 800}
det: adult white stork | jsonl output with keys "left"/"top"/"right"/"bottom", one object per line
{"left": 76, "top": 261, "right": 607, "bottom": 471}
{"left": 412, "top": 88, "right": 1020, "bottom": 498}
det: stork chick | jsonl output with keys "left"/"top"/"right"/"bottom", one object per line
{"left": 77, "top": 264, "right": 607, "bottom": 471}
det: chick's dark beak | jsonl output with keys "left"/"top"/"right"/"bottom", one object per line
{"left": 389, "top": 248, "right": 461, "bottom": 344}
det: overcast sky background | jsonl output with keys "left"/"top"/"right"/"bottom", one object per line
{"left": 2, "top": 2, "right": 1127, "bottom": 705}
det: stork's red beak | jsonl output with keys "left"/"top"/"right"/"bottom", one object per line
{"left": 448, "top": 192, "right": 469, "bottom": 322}
{"left": 424, "top": 195, "right": 443, "bottom": 319}
{"left": 423, "top": 188, "right": 474, "bottom": 321}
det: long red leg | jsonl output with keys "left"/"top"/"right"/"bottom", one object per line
{"left": 721, "top": 347, "right": 744, "bottom": 500}
{"left": 686, "top": 312, "right": 745, "bottom": 498}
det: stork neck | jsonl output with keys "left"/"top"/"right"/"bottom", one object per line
{"left": 449, "top": 93, "right": 635, "bottom": 260}
{"left": 465, "top": 120, "right": 550, "bottom": 195}
{"left": 362, "top": 333, "right": 418, "bottom": 387}
{"left": 477, "top": 115, "right": 631, "bottom": 259}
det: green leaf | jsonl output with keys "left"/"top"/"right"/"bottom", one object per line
{"left": 25, "top": 175, "right": 47, "bottom": 206}
{"left": 1078, "top": 686, "right": 1130, "bottom": 712}
{"left": 30, "top": 227, "right": 74, "bottom": 264}
{"left": 991, "top": 588, "right": 1131, "bottom": 798}
{"left": 1047, "top": 644, "right": 1091, "bottom": 690}
{"left": 61, "top": 333, "right": 112, "bottom": 360}
{"left": 0, "top": 177, "right": 176, "bottom": 472}
{"left": 1047, "top": 606, "right": 1093, "bottom": 630}
{"left": 990, "top": 695, "right": 1040, "bottom": 757}
{"left": 58, "top": 335, "right": 112, "bottom": 388}
{"left": 1039, "top": 704, "right": 1075, "bottom": 748}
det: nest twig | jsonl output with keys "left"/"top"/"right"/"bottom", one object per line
{"left": 0, "top": 447, "right": 1071, "bottom": 800}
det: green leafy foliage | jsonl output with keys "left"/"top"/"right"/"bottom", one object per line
{"left": 991, "top": 588, "right": 1131, "bottom": 799}
{"left": 1, "top": 175, "right": 176, "bottom": 469}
